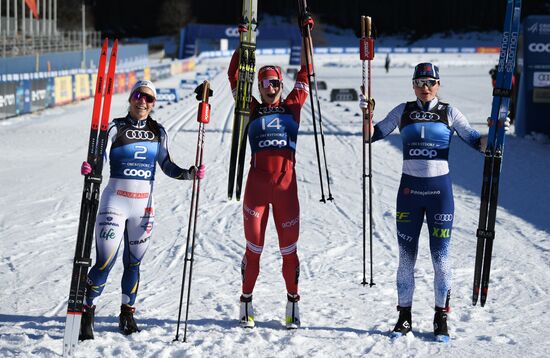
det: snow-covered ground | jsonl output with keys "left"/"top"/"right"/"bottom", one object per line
{"left": 1, "top": 53, "right": 549, "bottom": 357}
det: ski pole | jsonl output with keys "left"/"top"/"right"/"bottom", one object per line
{"left": 360, "top": 16, "right": 375, "bottom": 287}
{"left": 298, "top": 0, "right": 333, "bottom": 203}
{"left": 174, "top": 81, "right": 212, "bottom": 342}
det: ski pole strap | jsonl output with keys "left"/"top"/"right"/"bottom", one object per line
{"left": 360, "top": 38, "right": 374, "bottom": 61}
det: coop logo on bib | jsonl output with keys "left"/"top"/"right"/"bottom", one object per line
{"left": 258, "top": 139, "right": 288, "bottom": 148}
{"left": 124, "top": 168, "right": 152, "bottom": 178}
{"left": 409, "top": 148, "right": 438, "bottom": 158}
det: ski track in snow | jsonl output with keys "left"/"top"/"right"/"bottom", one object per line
{"left": 0, "top": 53, "right": 549, "bottom": 357}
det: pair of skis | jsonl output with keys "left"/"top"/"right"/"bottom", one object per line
{"left": 227, "top": 0, "right": 258, "bottom": 201}
{"left": 63, "top": 38, "right": 118, "bottom": 356}
{"left": 473, "top": 0, "right": 521, "bottom": 307}
{"left": 359, "top": 16, "right": 375, "bottom": 287}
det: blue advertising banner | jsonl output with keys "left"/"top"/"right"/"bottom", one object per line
{"left": 156, "top": 88, "right": 180, "bottom": 103}
{"left": 179, "top": 23, "right": 301, "bottom": 62}
{"left": 516, "top": 15, "right": 550, "bottom": 137}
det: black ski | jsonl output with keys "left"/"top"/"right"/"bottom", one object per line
{"left": 473, "top": 0, "right": 521, "bottom": 307}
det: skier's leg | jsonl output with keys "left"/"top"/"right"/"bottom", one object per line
{"left": 85, "top": 206, "right": 126, "bottom": 305}
{"left": 426, "top": 174, "right": 454, "bottom": 310}
{"left": 395, "top": 175, "right": 425, "bottom": 308}
{"left": 272, "top": 171, "right": 300, "bottom": 296}
{"left": 241, "top": 169, "right": 270, "bottom": 295}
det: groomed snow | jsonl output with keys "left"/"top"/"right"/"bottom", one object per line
{"left": 0, "top": 53, "right": 549, "bottom": 357}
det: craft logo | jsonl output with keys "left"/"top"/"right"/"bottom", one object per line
{"left": 129, "top": 237, "right": 150, "bottom": 245}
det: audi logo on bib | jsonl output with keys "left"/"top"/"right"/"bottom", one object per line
{"left": 258, "top": 139, "right": 287, "bottom": 148}
{"left": 409, "top": 148, "right": 438, "bottom": 158}
{"left": 124, "top": 168, "right": 152, "bottom": 179}
{"left": 409, "top": 111, "right": 441, "bottom": 121}
{"left": 125, "top": 130, "right": 155, "bottom": 140}
{"left": 434, "top": 213, "right": 453, "bottom": 222}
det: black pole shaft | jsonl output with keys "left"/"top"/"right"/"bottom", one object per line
{"left": 174, "top": 124, "right": 203, "bottom": 342}
{"left": 302, "top": 31, "right": 326, "bottom": 203}
{"left": 361, "top": 54, "right": 367, "bottom": 286}
{"left": 182, "top": 124, "right": 205, "bottom": 342}
{"left": 305, "top": 29, "right": 333, "bottom": 201}
{"left": 367, "top": 55, "right": 375, "bottom": 287}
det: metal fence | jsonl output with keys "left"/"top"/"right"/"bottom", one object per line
{"left": 1, "top": 30, "right": 101, "bottom": 58}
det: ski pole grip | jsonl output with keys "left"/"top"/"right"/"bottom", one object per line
{"left": 197, "top": 102, "right": 211, "bottom": 124}
{"left": 366, "top": 16, "right": 372, "bottom": 38}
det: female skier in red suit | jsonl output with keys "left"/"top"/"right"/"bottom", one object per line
{"left": 227, "top": 18, "right": 313, "bottom": 329}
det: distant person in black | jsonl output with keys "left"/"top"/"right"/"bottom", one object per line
{"left": 385, "top": 53, "right": 391, "bottom": 73}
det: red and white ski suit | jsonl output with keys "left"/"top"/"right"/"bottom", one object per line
{"left": 228, "top": 51, "right": 309, "bottom": 295}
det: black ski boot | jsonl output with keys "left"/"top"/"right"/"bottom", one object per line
{"left": 79, "top": 304, "right": 96, "bottom": 341}
{"left": 434, "top": 307, "right": 450, "bottom": 343}
{"left": 391, "top": 306, "right": 412, "bottom": 338}
{"left": 119, "top": 304, "right": 140, "bottom": 335}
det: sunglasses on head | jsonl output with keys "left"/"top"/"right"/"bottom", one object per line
{"left": 413, "top": 79, "right": 439, "bottom": 88}
{"left": 132, "top": 91, "right": 156, "bottom": 103}
{"left": 261, "top": 79, "right": 281, "bottom": 89}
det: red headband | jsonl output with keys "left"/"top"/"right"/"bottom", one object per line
{"left": 258, "top": 66, "right": 282, "bottom": 81}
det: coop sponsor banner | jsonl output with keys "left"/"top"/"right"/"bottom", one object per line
{"left": 74, "top": 74, "right": 91, "bottom": 100}
{"left": 156, "top": 88, "right": 179, "bottom": 103}
{"left": 54, "top": 76, "right": 73, "bottom": 105}
{"left": 0, "top": 81, "right": 17, "bottom": 119}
